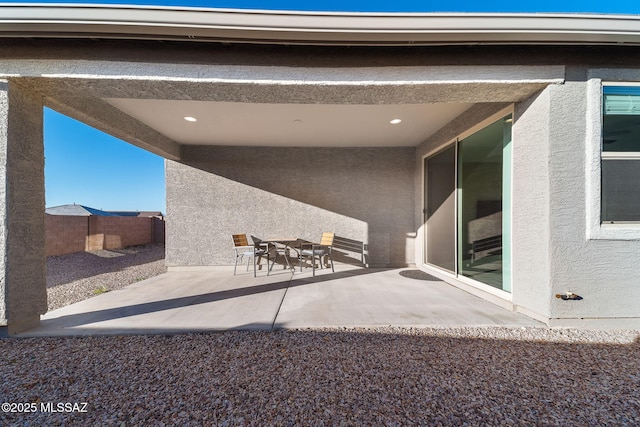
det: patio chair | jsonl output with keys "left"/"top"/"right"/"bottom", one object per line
{"left": 232, "top": 234, "right": 268, "bottom": 277}
{"left": 299, "top": 232, "right": 334, "bottom": 276}
{"left": 266, "top": 239, "right": 298, "bottom": 274}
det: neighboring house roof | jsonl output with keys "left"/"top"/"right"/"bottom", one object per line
{"left": 46, "top": 205, "right": 163, "bottom": 217}
{"left": 109, "top": 211, "right": 164, "bottom": 217}
{"left": 1, "top": 4, "right": 640, "bottom": 46}
{"left": 46, "top": 204, "right": 119, "bottom": 216}
{"left": 138, "top": 211, "right": 163, "bottom": 217}
{"left": 103, "top": 211, "right": 139, "bottom": 217}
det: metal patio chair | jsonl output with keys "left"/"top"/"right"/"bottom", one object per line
{"left": 299, "top": 232, "right": 335, "bottom": 276}
{"left": 232, "top": 234, "right": 268, "bottom": 277}
{"left": 266, "top": 239, "right": 298, "bottom": 274}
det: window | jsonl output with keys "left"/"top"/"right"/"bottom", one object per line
{"left": 601, "top": 85, "right": 640, "bottom": 223}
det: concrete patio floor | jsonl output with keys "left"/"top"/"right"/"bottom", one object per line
{"left": 20, "top": 264, "right": 542, "bottom": 337}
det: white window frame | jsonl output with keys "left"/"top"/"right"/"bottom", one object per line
{"left": 586, "top": 79, "right": 640, "bottom": 240}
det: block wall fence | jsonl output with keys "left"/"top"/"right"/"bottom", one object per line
{"left": 45, "top": 214, "right": 165, "bottom": 256}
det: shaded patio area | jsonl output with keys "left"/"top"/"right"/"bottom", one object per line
{"left": 20, "top": 264, "right": 541, "bottom": 337}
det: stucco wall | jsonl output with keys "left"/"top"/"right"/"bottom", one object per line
{"left": 513, "top": 77, "right": 640, "bottom": 325}
{"left": 511, "top": 89, "right": 553, "bottom": 320}
{"left": 0, "top": 81, "right": 47, "bottom": 335}
{"left": 544, "top": 75, "right": 640, "bottom": 325}
{"left": 166, "top": 146, "right": 415, "bottom": 268}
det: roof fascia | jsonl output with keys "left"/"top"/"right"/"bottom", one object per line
{"left": 1, "top": 4, "right": 640, "bottom": 46}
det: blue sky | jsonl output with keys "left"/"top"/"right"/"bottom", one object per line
{"left": 45, "top": 109, "right": 166, "bottom": 213}
{"left": 41, "top": 0, "right": 640, "bottom": 214}
{"left": 24, "top": 0, "right": 640, "bottom": 13}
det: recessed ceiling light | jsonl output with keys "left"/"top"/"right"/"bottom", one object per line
{"left": 390, "top": 118, "right": 402, "bottom": 125}
{"left": 183, "top": 116, "right": 197, "bottom": 122}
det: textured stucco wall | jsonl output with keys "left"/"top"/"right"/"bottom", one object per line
{"left": 511, "top": 89, "right": 553, "bottom": 320}
{"left": 544, "top": 76, "right": 640, "bottom": 324}
{"left": 0, "top": 80, "right": 47, "bottom": 335}
{"left": 166, "top": 146, "right": 415, "bottom": 268}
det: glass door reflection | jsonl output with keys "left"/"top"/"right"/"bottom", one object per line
{"left": 457, "top": 116, "right": 511, "bottom": 290}
{"left": 425, "top": 145, "right": 456, "bottom": 272}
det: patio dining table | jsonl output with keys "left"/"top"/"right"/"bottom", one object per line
{"left": 262, "top": 238, "right": 303, "bottom": 274}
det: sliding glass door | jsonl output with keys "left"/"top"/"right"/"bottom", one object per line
{"left": 425, "top": 145, "right": 456, "bottom": 272}
{"left": 424, "top": 113, "right": 512, "bottom": 293}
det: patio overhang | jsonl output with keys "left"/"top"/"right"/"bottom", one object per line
{"left": 3, "top": 60, "right": 564, "bottom": 156}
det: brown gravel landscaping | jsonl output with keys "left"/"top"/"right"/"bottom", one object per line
{"left": 46, "top": 243, "right": 166, "bottom": 311}
{"left": 1, "top": 327, "right": 638, "bottom": 426}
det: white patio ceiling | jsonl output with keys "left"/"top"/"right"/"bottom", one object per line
{"left": 103, "top": 99, "right": 472, "bottom": 147}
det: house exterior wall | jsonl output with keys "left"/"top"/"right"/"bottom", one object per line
{"left": 511, "top": 88, "right": 553, "bottom": 321}
{"left": 166, "top": 146, "right": 415, "bottom": 269}
{"left": 416, "top": 74, "right": 640, "bottom": 327}
{"left": 544, "top": 72, "right": 640, "bottom": 327}
{"left": 512, "top": 75, "right": 640, "bottom": 326}
{"left": 0, "top": 81, "right": 47, "bottom": 335}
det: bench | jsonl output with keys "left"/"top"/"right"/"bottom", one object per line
{"left": 332, "top": 235, "right": 367, "bottom": 266}
{"left": 471, "top": 234, "right": 502, "bottom": 262}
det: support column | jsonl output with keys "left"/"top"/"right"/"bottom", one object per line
{"left": 0, "top": 80, "right": 47, "bottom": 336}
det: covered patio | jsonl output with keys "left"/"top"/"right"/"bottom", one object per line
{"left": 20, "top": 265, "right": 540, "bottom": 337}
{"left": 5, "top": 5, "right": 640, "bottom": 334}
{"left": 0, "top": 36, "right": 560, "bottom": 335}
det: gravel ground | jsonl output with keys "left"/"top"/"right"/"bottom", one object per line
{"left": 46, "top": 244, "right": 166, "bottom": 311}
{"left": 1, "top": 327, "right": 638, "bottom": 426}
